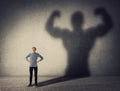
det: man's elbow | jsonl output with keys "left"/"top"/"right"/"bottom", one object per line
{"left": 25, "top": 57, "right": 27, "bottom": 60}
{"left": 26, "top": 57, "right": 29, "bottom": 61}
{"left": 41, "top": 57, "right": 44, "bottom": 61}
{"left": 40, "top": 57, "right": 44, "bottom": 61}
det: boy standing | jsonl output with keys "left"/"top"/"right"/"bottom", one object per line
{"left": 26, "top": 47, "right": 43, "bottom": 87}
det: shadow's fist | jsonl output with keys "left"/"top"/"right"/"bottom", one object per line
{"left": 94, "top": 7, "right": 107, "bottom": 15}
{"left": 52, "top": 10, "right": 61, "bottom": 17}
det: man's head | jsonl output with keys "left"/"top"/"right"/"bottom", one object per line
{"left": 71, "top": 11, "right": 84, "bottom": 30}
{"left": 32, "top": 47, "right": 37, "bottom": 52}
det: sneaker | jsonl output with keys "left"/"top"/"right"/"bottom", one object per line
{"left": 28, "top": 84, "right": 32, "bottom": 87}
{"left": 35, "top": 84, "right": 38, "bottom": 87}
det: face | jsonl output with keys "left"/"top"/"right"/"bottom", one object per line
{"left": 32, "top": 47, "right": 36, "bottom": 52}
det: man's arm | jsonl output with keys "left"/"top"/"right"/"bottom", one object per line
{"left": 46, "top": 10, "right": 63, "bottom": 38}
{"left": 37, "top": 53, "right": 44, "bottom": 63}
{"left": 25, "top": 53, "right": 31, "bottom": 62}
{"left": 88, "top": 7, "right": 113, "bottom": 37}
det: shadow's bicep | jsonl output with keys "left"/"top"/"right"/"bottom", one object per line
{"left": 87, "top": 24, "right": 112, "bottom": 37}
{"left": 47, "top": 27, "right": 64, "bottom": 38}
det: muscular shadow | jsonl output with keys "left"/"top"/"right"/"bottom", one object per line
{"left": 38, "top": 7, "right": 113, "bottom": 87}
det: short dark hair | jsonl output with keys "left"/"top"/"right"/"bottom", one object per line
{"left": 32, "top": 47, "right": 36, "bottom": 50}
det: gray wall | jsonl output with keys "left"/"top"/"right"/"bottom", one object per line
{"left": 0, "top": 0, "right": 120, "bottom": 77}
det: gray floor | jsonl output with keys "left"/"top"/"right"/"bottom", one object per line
{"left": 0, "top": 76, "right": 120, "bottom": 91}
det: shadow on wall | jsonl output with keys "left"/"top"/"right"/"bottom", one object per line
{"left": 38, "top": 7, "right": 113, "bottom": 86}
{"left": 46, "top": 7, "right": 113, "bottom": 77}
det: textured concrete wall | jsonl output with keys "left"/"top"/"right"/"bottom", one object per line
{"left": 0, "top": 0, "right": 120, "bottom": 76}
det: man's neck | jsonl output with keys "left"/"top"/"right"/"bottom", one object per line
{"left": 32, "top": 52, "right": 36, "bottom": 53}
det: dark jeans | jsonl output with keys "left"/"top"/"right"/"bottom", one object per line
{"left": 29, "top": 67, "right": 38, "bottom": 85}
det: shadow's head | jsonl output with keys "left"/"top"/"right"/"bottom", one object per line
{"left": 71, "top": 11, "right": 84, "bottom": 31}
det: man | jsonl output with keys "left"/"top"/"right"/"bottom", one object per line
{"left": 26, "top": 47, "right": 43, "bottom": 87}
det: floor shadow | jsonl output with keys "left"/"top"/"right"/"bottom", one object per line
{"left": 37, "top": 76, "right": 80, "bottom": 87}
{"left": 39, "top": 7, "right": 113, "bottom": 87}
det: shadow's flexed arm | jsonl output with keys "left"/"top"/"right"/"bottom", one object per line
{"left": 88, "top": 7, "right": 113, "bottom": 37}
{"left": 46, "top": 10, "right": 63, "bottom": 38}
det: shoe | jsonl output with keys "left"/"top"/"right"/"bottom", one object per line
{"left": 28, "top": 84, "right": 32, "bottom": 87}
{"left": 35, "top": 84, "right": 38, "bottom": 87}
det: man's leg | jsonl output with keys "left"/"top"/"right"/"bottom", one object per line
{"left": 34, "top": 67, "right": 38, "bottom": 85}
{"left": 29, "top": 67, "right": 33, "bottom": 85}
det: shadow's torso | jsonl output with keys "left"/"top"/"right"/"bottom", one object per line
{"left": 62, "top": 30, "right": 96, "bottom": 77}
